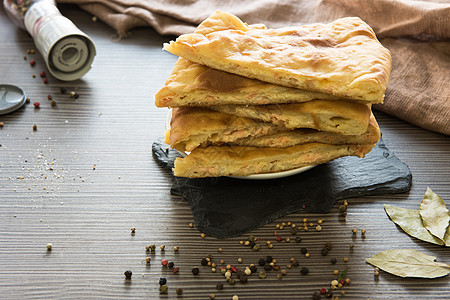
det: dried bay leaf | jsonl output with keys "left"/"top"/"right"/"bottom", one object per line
{"left": 366, "top": 249, "right": 450, "bottom": 278}
{"left": 419, "top": 187, "right": 450, "bottom": 244}
{"left": 384, "top": 204, "right": 446, "bottom": 246}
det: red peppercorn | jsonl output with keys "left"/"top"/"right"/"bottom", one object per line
{"left": 231, "top": 266, "right": 238, "bottom": 273}
{"left": 33, "top": 102, "right": 40, "bottom": 108}
{"left": 47, "top": 95, "right": 52, "bottom": 100}
{"left": 43, "top": 78, "right": 48, "bottom": 84}
{"left": 30, "top": 60, "right": 35, "bottom": 67}
{"left": 276, "top": 236, "right": 283, "bottom": 242}
{"left": 339, "top": 279, "right": 346, "bottom": 285}
{"left": 40, "top": 71, "right": 46, "bottom": 78}
{"left": 172, "top": 267, "right": 179, "bottom": 274}
{"left": 320, "top": 288, "right": 327, "bottom": 294}
{"left": 161, "top": 259, "right": 168, "bottom": 266}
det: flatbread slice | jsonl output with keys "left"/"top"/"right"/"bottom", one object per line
{"left": 210, "top": 100, "right": 371, "bottom": 134}
{"left": 173, "top": 143, "right": 375, "bottom": 178}
{"left": 232, "top": 113, "right": 380, "bottom": 147}
{"left": 169, "top": 107, "right": 285, "bottom": 152}
{"left": 155, "top": 58, "right": 342, "bottom": 107}
{"left": 164, "top": 11, "right": 391, "bottom": 103}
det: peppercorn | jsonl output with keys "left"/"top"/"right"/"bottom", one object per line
{"left": 361, "top": 229, "right": 366, "bottom": 237}
{"left": 33, "top": 124, "right": 37, "bottom": 131}
{"left": 160, "top": 245, "right": 165, "bottom": 251}
{"left": 60, "top": 87, "right": 66, "bottom": 94}
{"left": 43, "top": 78, "right": 48, "bottom": 84}
{"left": 239, "top": 275, "right": 248, "bottom": 283}
{"left": 292, "top": 260, "right": 299, "bottom": 267}
{"left": 280, "top": 269, "right": 287, "bottom": 276}
{"left": 145, "top": 257, "right": 150, "bottom": 263}
{"left": 325, "top": 290, "right": 333, "bottom": 298}
{"left": 291, "top": 227, "right": 299, "bottom": 235}
{"left": 320, "top": 288, "right": 327, "bottom": 294}
{"left": 305, "top": 253, "right": 310, "bottom": 258}
{"left": 159, "top": 277, "right": 167, "bottom": 285}
{"left": 232, "top": 296, "right": 239, "bottom": 300}
{"left": 300, "top": 247, "right": 308, "bottom": 254}
{"left": 176, "top": 288, "right": 182, "bottom": 295}
{"left": 266, "top": 256, "right": 273, "bottom": 263}
{"left": 352, "top": 229, "right": 357, "bottom": 234}
{"left": 350, "top": 243, "right": 354, "bottom": 249}
{"left": 250, "top": 265, "right": 257, "bottom": 273}
{"left": 236, "top": 270, "right": 244, "bottom": 278}
{"left": 321, "top": 248, "right": 329, "bottom": 256}
{"left": 264, "top": 264, "right": 272, "bottom": 271}
{"left": 225, "top": 271, "right": 231, "bottom": 278}
{"left": 173, "top": 246, "right": 179, "bottom": 252}
{"left": 25, "top": 98, "right": 30, "bottom": 104}
{"left": 168, "top": 262, "right": 174, "bottom": 268}
{"left": 259, "top": 271, "right": 267, "bottom": 279}
{"left": 333, "top": 270, "right": 339, "bottom": 275}
{"left": 276, "top": 273, "right": 282, "bottom": 280}
{"left": 209, "top": 294, "right": 215, "bottom": 299}
{"left": 258, "top": 258, "right": 266, "bottom": 266}
{"left": 50, "top": 100, "right": 56, "bottom": 107}
{"left": 345, "top": 278, "right": 351, "bottom": 284}
{"left": 33, "top": 102, "right": 40, "bottom": 108}
{"left": 192, "top": 267, "right": 200, "bottom": 275}
{"left": 30, "top": 60, "right": 36, "bottom": 67}
{"left": 211, "top": 268, "right": 217, "bottom": 273}
{"left": 312, "top": 291, "right": 321, "bottom": 300}
{"left": 252, "top": 244, "right": 261, "bottom": 251}
{"left": 331, "top": 258, "right": 337, "bottom": 265}
{"left": 150, "top": 244, "right": 156, "bottom": 251}
{"left": 46, "top": 243, "right": 52, "bottom": 251}
{"left": 341, "top": 290, "right": 346, "bottom": 296}
{"left": 201, "top": 258, "right": 208, "bottom": 266}
{"left": 220, "top": 259, "right": 225, "bottom": 264}
{"left": 300, "top": 267, "right": 309, "bottom": 275}
{"left": 124, "top": 270, "right": 132, "bottom": 279}
{"left": 216, "top": 282, "right": 223, "bottom": 290}
{"left": 228, "top": 278, "right": 236, "bottom": 285}
{"left": 161, "top": 259, "right": 168, "bottom": 266}
{"left": 173, "top": 267, "right": 179, "bottom": 274}
{"left": 249, "top": 241, "right": 255, "bottom": 248}
{"left": 343, "top": 257, "right": 349, "bottom": 263}
{"left": 295, "top": 236, "right": 302, "bottom": 243}
{"left": 244, "top": 268, "right": 251, "bottom": 276}
{"left": 218, "top": 247, "right": 223, "bottom": 253}
{"left": 331, "top": 279, "right": 339, "bottom": 286}
{"left": 374, "top": 270, "right": 380, "bottom": 276}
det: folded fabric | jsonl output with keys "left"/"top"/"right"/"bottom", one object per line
{"left": 57, "top": 0, "right": 450, "bottom": 135}
{"left": 164, "top": 12, "right": 391, "bottom": 102}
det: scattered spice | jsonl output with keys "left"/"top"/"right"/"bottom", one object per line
{"left": 0, "top": 122, "right": 3, "bottom": 127}
{"left": 331, "top": 258, "right": 337, "bottom": 264}
{"left": 145, "top": 257, "right": 150, "bottom": 263}
{"left": 30, "top": 59, "right": 35, "bottom": 67}
{"left": 209, "top": 293, "right": 215, "bottom": 299}
{"left": 159, "top": 277, "right": 167, "bottom": 285}
{"left": 40, "top": 71, "right": 46, "bottom": 78}
{"left": 201, "top": 233, "right": 206, "bottom": 238}
{"left": 216, "top": 282, "right": 223, "bottom": 290}
{"left": 32, "top": 124, "right": 37, "bottom": 131}
{"left": 60, "top": 87, "right": 67, "bottom": 94}
{"left": 192, "top": 267, "right": 200, "bottom": 275}
{"left": 33, "top": 102, "right": 40, "bottom": 108}
{"left": 161, "top": 259, "right": 168, "bottom": 266}
{"left": 160, "top": 245, "right": 165, "bottom": 251}
{"left": 124, "top": 270, "right": 132, "bottom": 279}
{"left": 47, "top": 95, "right": 52, "bottom": 100}
{"left": 159, "top": 285, "right": 168, "bottom": 294}
{"left": 176, "top": 288, "right": 182, "bottom": 295}
{"left": 168, "top": 262, "right": 174, "bottom": 268}
{"left": 312, "top": 291, "right": 321, "bottom": 300}
{"left": 344, "top": 257, "right": 349, "bottom": 263}
{"left": 173, "top": 267, "right": 179, "bottom": 274}
{"left": 173, "top": 246, "right": 179, "bottom": 252}
{"left": 46, "top": 243, "right": 52, "bottom": 251}
{"left": 300, "top": 267, "right": 309, "bottom": 275}
{"left": 50, "top": 100, "right": 56, "bottom": 107}
{"left": 43, "top": 78, "right": 48, "bottom": 84}
{"left": 25, "top": 98, "right": 30, "bottom": 104}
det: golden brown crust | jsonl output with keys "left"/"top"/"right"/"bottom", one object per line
{"left": 164, "top": 11, "right": 391, "bottom": 103}
{"left": 231, "top": 113, "right": 380, "bottom": 147}
{"left": 155, "top": 58, "right": 341, "bottom": 107}
{"left": 173, "top": 143, "right": 376, "bottom": 178}
{"left": 169, "top": 107, "right": 285, "bottom": 152}
{"left": 210, "top": 100, "right": 371, "bottom": 135}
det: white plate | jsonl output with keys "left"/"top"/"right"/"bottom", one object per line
{"left": 165, "top": 109, "right": 316, "bottom": 180}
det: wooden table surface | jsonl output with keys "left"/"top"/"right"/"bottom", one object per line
{"left": 0, "top": 4, "right": 449, "bottom": 300}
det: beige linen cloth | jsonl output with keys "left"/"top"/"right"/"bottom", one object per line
{"left": 57, "top": 0, "right": 450, "bottom": 136}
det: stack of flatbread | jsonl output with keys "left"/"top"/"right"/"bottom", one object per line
{"left": 155, "top": 11, "right": 391, "bottom": 178}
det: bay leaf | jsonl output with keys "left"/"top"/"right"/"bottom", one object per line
{"left": 419, "top": 187, "right": 450, "bottom": 244}
{"left": 366, "top": 249, "right": 450, "bottom": 278}
{"left": 384, "top": 204, "right": 446, "bottom": 246}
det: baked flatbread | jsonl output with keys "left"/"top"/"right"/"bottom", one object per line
{"left": 164, "top": 11, "right": 391, "bottom": 103}
{"left": 173, "top": 143, "right": 375, "bottom": 178}
{"left": 155, "top": 58, "right": 342, "bottom": 107}
{"left": 232, "top": 113, "right": 380, "bottom": 147}
{"left": 210, "top": 100, "right": 371, "bottom": 134}
{"left": 169, "top": 107, "right": 285, "bottom": 152}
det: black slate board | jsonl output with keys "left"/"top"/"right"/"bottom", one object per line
{"left": 152, "top": 138, "right": 412, "bottom": 238}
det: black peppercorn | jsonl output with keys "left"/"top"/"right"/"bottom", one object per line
{"left": 312, "top": 291, "right": 321, "bottom": 300}
{"left": 60, "top": 87, "right": 66, "bottom": 94}
{"left": 250, "top": 265, "right": 257, "bottom": 273}
{"left": 264, "top": 264, "right": 272, "bottom": 271}
{"left": 258, "top": 258, "right": 266, "bottom": 266}
{"left": 301, "top": 247, "right": 308, "bottom": 254}
{"left": 321, "top": 248, "right": 329, "bottom": 256}
{"left": 236, "top": 270, "right": 245, "bottom": 279}
{"left": 168, "top": 262, "right": 174, "bottom": 268}
{"left": 292, "top": 260, "right": 299, "bottom": 267}
{"left": 176, "top": 288, "right": 183, "bottom": 295}
{"left": 216, "top": 282, "right": 223, "bottom": 290}
{"left": 192, "top": 267, "right": 200, "bottom": 275}
{"left": 325, "top": 290, "right": 333, "bottom": 298}
{"left": 201, "top": 258, "right": 208, "bottom": 266}
{"left": 124, "top": 270, "right": 132, "bottom": 279}
{"left": 266, "top": 256, "right": 273, "bottom": 263}
{"left": 295, "top": 236, "right": 302, "bottom": 243}
{"left": 300, "top": 267, "right": 309, "bottom": 275}
{"left": 331, "top": 258, "right": 337, "bottom": 265}
{"left": 239, "top": 275, "right": 248, "bottom": 284}
{"left": 159, "top": 277, "right": 167, "bottom": 286}
{"left": 325, "top": 242, "right": 333, "bottom": 250}
{"left": 291, "top": 227, "right": 299, "bottom": 235}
